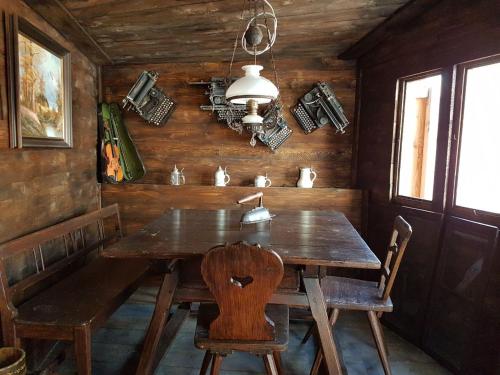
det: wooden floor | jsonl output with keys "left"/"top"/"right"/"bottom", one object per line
{"left": 56, "top": 287, "right": 450, "bottom": 375}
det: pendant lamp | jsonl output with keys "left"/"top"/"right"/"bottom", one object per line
{"left": 225, "top": 0, "right": 281, "bottom": 146}
{"left": 226, "top": 65, "right": 278, "bottom": 105}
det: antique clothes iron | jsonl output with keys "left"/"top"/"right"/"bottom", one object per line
{"left": 237, "top": 192, "right": 275, "bottom": 228}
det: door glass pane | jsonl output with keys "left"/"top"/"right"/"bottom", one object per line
{"left": 398, "top": 75, "right": 442, "bottom": 200}
{"left": 456, "top": 62, "right": 500, "bottom": 214}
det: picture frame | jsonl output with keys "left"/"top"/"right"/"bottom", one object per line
{"left": 6, "top": 14, "right": 72, "bottom": 148}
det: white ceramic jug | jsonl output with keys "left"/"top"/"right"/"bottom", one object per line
{"left": 297, "top": 167, "right": 317, "bottom": 188}
{"left": 215, "top": 166, "right": 230, "bottom": 186}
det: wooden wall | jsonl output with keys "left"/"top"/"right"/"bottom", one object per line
{"left": 357, "top": 0, "right": 500, "bottom": 206}
{"left": 0, "top": 0, "right": 99, "bottom": 244}
{"left": 101, "top": 56, "right": 360, "bottom": 233}
{"left": 101, "top": 57, "right": 356, "bottom": 188}
{"left": 355, "top": 0, "right": 500, "bottom": 373}
{"left": 102, "top": 185, "right": 364, "bottom": 235}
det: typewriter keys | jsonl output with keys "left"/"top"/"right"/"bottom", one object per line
{"left": 123, "top": 71, "right": 176, "bottom": 127}
{"left": 292, "top": 104, "right": 316, "bottom": 134}
{"left": 292, "top": 82, "right": 349, "bottom": 134}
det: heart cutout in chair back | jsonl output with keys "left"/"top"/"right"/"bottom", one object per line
{"left": 230, "top": 275, "right": 254, "bottom": 288}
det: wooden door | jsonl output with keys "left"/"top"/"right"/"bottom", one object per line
{"left": 467, "top": 238, "right": 500, "bottom": 375}
{"left": 382, "top": 207, "right": 444, "bottom": 343}
{"left": 424, "top": 217, "right": 498, "bottom": 373}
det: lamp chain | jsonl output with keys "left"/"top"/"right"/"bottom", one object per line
{"left": 264, "top": 0, "right": 282, "bottom": 128}
{"left": 228, "top": 0, "right": 249, "bottom": 80}
{"left": 265, "top": 7, "right": 280, "bottom": 96}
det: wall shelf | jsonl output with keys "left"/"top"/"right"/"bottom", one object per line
{"left": 101, "top": 183, "right": 364, "bottom": 233}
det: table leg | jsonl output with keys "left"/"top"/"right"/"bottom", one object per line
{"left": 136, "top": 268, "right": 179, "bottom": 375}
{"left": 303, "top": 277, "right": 343, "bottom": 375}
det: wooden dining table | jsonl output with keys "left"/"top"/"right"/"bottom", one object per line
{"left": 103, "top": 208, "right": 381, "bottom": 375}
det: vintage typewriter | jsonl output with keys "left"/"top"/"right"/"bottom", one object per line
{"left": 292, "top": 82, "right": 349, "bottom": 134}
{"left": 191, "top": 77, "right": 292, "bottom": 150}
{"left": 258, "top": 106, "right": 293, "bottom": 152}
{"left": 190, "top": 77, "right": 246, "bottom": 127}
{"left": 122, "top": 71, "right": 176, "bottom": 127}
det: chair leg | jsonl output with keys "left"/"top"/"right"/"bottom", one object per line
{"left": 272, "top": 352, "right": 283, "bottom": 375}
{"left": 378, "top": 315, "right": 390, "bottom": 356}
{"left": 1, "top": 318, "right": 19, "bottom": 348}
{"left": 210, "top": 354, "right": 223, "bottom": 375}
{"left": 310, "top": 349, "right": 323, "bottom": 375}
{"left": 302, "top": 324, "right": 315, "bottom": 344}
{"left": 310, "top": 308, "right": 340, "bottom": 375}
{"left": 303, "top": 307, "right": 339, "bottom": 344}
{"left": 367, "top": 310, "right": 392, "bottom": 375}
{"left": 74, "top": 326, "right": 91, "bottom": 375}
{"left": 263, "top": 353, "right": 278, "bottom": 375}
{"left": 200, "top": 351, "right": 212, "bottom": 375}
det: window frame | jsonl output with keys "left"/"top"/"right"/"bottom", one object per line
{"left": 392, "top": 68, "right": 452, "bottom": 212}
{"left": 446, "top": 55, "right": 500, "bottom": 225}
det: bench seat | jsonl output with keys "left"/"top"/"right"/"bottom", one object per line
{"left": 15, "top": 258, "right": 149, "bottom": 331}
{"left": 0, "top": 204, "right": 150, "bottom": 374}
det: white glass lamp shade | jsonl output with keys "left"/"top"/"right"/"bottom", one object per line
{"left": 226, "top": 65, "right": 279, "bottom": 105}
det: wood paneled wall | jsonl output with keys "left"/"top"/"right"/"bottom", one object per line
{"left": 0, "top": 0, "right": 99, "bottom": 244}
{"left": 101, "top": 56, "right": 356, "bottom": 188}
{"left": 102, "top": 185, "right": 364, "bottom": 235}
{"left": 357, "top": 0, "right": 500, "bottom": 205}
{"left": 355, "top": 0, "right": 500, "bottom": 373}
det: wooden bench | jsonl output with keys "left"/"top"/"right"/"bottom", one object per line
{"left": 0, "top": 204, "right": 150, "bottom": 375}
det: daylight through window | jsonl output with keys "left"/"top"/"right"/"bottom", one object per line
{"left": 455, "top": 62, "right": 500, "bottom": 214}
{"left": 397, "top": 75, "right": 442, "bottom": 200}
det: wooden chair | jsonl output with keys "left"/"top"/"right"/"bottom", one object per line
{"left": 194, "top": 241, "right": 289, "bottom": 375}
{"left": 305, "top": 216, "right": 412, "bottom": 375}
{"left": 0, "top": 204, "right": 150, "bottom": 375}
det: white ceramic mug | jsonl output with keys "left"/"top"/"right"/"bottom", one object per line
{"left": 255, "top": 175, "right": 272, "bottom": 188}
{"left": 170, "top": 165, "right": 185, "bottom": 186}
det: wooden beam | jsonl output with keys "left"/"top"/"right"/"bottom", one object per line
{"left": 174, "top": 287, "right": 311, "bottom": 308}
{"left": 23, "top": 0, "right": 112, "bottom": 65}
{"left": 338, "top": 0, "right": 442, "bottom": 60}
{"left": 151, "top": 303, "right": 190, "bottom": 372}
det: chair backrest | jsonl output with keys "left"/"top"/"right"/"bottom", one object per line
{"left": 378, "top": 216, "right": 412, "bottom": 302}
{"left": 0, "top": 204, "right": 123, "bottom": 314}
{"left": 201, "top": 241, "right": 284, "bottom": 341}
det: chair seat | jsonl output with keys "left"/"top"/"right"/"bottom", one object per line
{"left": 194, "top": 303, "right": 289, "bottom": 354}
{"left": 15, "top": 258, "right": 150, "bottom": 328}
{"left": 321, "top": 276, "right": 393, "bottom": 312}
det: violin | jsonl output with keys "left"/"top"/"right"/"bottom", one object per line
{"left": 105, "top": 142, "right": 123, "bottom": 182}
{"left": 103, "top": 119, "right": 124, "bottom": 182}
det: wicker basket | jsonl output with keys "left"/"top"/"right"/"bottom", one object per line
{"left": 0, "top": 348, "right": 26, "bottom": 375}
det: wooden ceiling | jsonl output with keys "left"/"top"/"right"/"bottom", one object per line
{"left": 26, "top": 0, "right": 411, "bottom": 65}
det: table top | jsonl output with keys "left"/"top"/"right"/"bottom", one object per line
{"left": 103, "top": 209, "right": 380, "bottom": 269}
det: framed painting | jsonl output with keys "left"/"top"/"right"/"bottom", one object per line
{"left": 6, "top": 15, "right": 72, "bottom": 148}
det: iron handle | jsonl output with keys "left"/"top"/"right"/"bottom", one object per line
{"left": 237, "top": 192, "right": 263, "bottom": 204}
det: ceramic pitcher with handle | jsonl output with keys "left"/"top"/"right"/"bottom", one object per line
{"left": 170, "top": 165, "right": 185, "bottom": 186}
{"left": 297, "top": 167, "right": 317, "bottom": 188}
{"left": 215, "top": 166, "right": 230, "bottom": 186}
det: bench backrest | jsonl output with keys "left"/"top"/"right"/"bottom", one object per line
{"left": 0, "top": 204, "right": 123, "bottom": 315}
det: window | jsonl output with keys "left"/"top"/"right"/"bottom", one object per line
{"left": 455, "top": 62, "right": 500, "bottom": 214}
{"left": 392, "top": 56, "right": 500, "bottom": 222}
{"left": 396, "top": 74, "right": 442, "bottom": 201}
